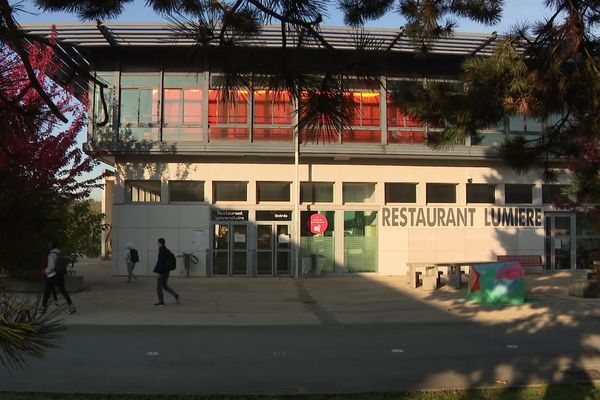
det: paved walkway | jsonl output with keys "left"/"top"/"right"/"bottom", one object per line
{"left": 52, "top": 260, "right": 600, "bottom": 327}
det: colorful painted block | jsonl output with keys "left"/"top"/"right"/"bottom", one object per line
{"left": 467, "top": 262, "right": 525, "bottom": 305}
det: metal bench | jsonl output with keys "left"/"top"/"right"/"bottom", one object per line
{"left": 497, "top": 255, "right": 544, "bottom": 273}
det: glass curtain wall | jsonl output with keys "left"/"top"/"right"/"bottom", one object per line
{"left": 344, "top": 211, "right": 378, "bottom": 272}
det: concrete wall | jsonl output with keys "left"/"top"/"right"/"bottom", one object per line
{"left": 112, "top": 204, "right": 211, "bottom": 276}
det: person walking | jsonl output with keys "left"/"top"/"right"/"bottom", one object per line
{"left": 153, "top": 238, "right": 179, "bottom": 306}
{"left": 41, "top": 241, "right": 76, "bottom": 314}
{"left": 125, "top": 242, "right": 138, "bottom": 283}
{"left": 41, "top": 260, "right": 58, "bottom": 305}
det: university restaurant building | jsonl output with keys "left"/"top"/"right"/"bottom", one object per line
{"left": 25, "top": 23, "right": 600, "bottom": 277}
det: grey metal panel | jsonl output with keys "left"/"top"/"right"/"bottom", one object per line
{"left": 20, "top": 23, "right": 501, "bottom": 56}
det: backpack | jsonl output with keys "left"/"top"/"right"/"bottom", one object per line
{"left": 53, "top": 252, "right": 68, "bottom": 275}
{"left": 129, "top": 248, "right": 139, "bottom": 263}
{"left": 166, "top": 250, "right": 177, "bottom": 271}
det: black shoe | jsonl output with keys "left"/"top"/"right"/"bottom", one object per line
{"left": 175, "top": 295, "right": 180, "bottom": 305}
{"left": 154, "top": 302, "right": 165, "bottom": 306}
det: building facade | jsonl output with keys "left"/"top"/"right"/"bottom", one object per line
{"left": 24, "top": 23, "right": 600, "bottom": 277}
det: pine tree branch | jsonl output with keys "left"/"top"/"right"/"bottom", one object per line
{"left": 218, "top": 0, "right": 245, "bottom": 46}
{"left": 245, "top": 0, "right": 332, "bottom": 50}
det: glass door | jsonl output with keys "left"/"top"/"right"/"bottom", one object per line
{"left": 276, "top": 224, "right": 292, "bottom": 275}
{"left": 256, "top": 224, "right": 273, "bottom": 275}
{"left": 255, "top": 223, "right": 292, "bottom": 276}
{"left": 232, "top": 224, "right": 248, "bottom": 275}
{"left": 545, "top": 214, "right": 576, "bottom": 270}
{"left": 212, "top": 223, "right": 229, "bottom": 275}
{"left": 212, "top": 222, "right": 248, "bottom": 276}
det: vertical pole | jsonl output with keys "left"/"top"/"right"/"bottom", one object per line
{"left": 293, "top": 96, "right": 300, "bottom": 279}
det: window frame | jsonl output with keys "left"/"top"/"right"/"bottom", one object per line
{"left": 119, "top": 73, "right": 160, "bottom": 129}
{"left": 300, "top": 182, "right": 335, "bottom": 204}
{"left": 168, "top": 180, "right": 205, "bottom": 203}
{"left": 426, "top": 183, "right": 457, "bottom": 204}
{"left": 542, "top": 184, "right": 568, "bottom": 205}
{"left": 505, "top": 184, "right": 534, "bottom": 204}
{"left": 384, "top": 182, "right": 417, "bottom": 204}
{"left": 125, "top": 180, "right": 162, "bottom": 203}
{"left": 213, "top": 181, "right": 248, "bottom": 203}
{"left": 466, "top": 183, "right": 496, "bottom": 204}
{"left": 207, "top": 75, "right": 250, "bottom": 141}
{"left": 257, "top": 181, "right": 292, "bottom": 203}
{"left": 342, "top": 182, "right": 377, "bottom": 204}
{"left": 252, "top": 89, "right": 293, "bottom": 141}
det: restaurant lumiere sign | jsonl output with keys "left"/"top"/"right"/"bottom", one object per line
{"left": 381, "top": 207, "right": 543, "bottom": 228}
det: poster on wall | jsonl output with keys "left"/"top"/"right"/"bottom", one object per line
{"left": 310, "top": 213, "right": 329, "bottom": 235}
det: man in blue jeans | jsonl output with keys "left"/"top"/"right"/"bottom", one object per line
{"left": 153, "top": 238, "right": 179, "bottom": 306}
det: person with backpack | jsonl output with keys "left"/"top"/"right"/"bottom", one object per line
{"left": 153, "top": 238, "right": 179, "bottom": 306}
{"left": 41, "top": 240, "right": 76, "bottom": 314}
{"left": 125, "top": 242, "right": 139, "bottom": 283}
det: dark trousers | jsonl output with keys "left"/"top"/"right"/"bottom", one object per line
{"left": 42, "top": 274, "right": 72, "bottom": 307}
{"left": 157, "top": 272, "right": 178, "bottom": 303}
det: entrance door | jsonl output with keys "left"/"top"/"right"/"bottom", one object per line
{"left": 212, "top": 223, "right": 248, "bottom": 276}
{"left": 256, "top": 223, "right": 292, "bottom": 276}
{"left": 545, "top": 214, "right": 576, "bottom": 270}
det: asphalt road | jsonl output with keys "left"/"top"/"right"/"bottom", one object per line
{"left": 3, "top": 321, "right": 600, "bottom": 395}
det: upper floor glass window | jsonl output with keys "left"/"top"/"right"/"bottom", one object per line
{"left": 301, "top": 182, "right": 334, "bottom": 203}
{"left": 426, "top": 183, "right": 456, "bottom": 203}
{"left": 385, "top": 183, "right": 417, "bottom": 203}
{"left": 253, "top": 90, "right": 293, "bottom": 141}
{"left": 343, "top": 183, "right": 376, "bottom": 203}
{"left": 508, "top": 115, "right": 543, "bottom": 133}
{"left": 467, "top": 184, "right": 496, "bottom": 203}
{"left": 343, "top": 91, "right": 381, "bottom": 143}
{"left": 125, "top": 180, "right": 161, "bottom": 203}
{"left": 163, "top": 73, "right": 203, "bottom": 142}
{"left": 505, "top": 184, "right": 533, "bottom": 204}
{"left": 119, "top": 73, "right": 160, "bottom": 141}
{"left": 208, "top": 89, "right": 249, "bottom": 140}
{"left": 213, "top": 181, "right": 247, "bottom": 202}
{"left": 169, "top": 180, "right": 204, "bottom": 202}
{"left": 257, "top": 181, "right": 291, "bottom": 202}
{"left": 386, "top": 93, "right": 425, "bottom": 144}
{"left": 542, "top": 184, "right": 568, "bottom": 204}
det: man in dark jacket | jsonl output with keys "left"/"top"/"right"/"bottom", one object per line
{"left": 153, "top": 238, "right": 179, "bottom": 306}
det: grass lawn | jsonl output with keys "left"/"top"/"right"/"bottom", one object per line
{"left": 1, "top": 383, "right": 600, "bottom": 400}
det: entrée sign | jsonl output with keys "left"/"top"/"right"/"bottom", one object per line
{"left": 381, "top": 207, "right": 543, "bottom": 228}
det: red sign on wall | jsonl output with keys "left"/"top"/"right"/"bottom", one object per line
{"left": 309, "top": 213, "right": 329, "bottom": 235}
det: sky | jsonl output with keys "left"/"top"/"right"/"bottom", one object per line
{"left": 14, "top": 0, "right": 554, "bottom": 200}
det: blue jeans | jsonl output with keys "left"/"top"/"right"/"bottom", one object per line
{"left": 127, "top": 262, "right": 136, "bottom": 281}
{"left": 156, "top": 272, "right": 178, "bottom": 303}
